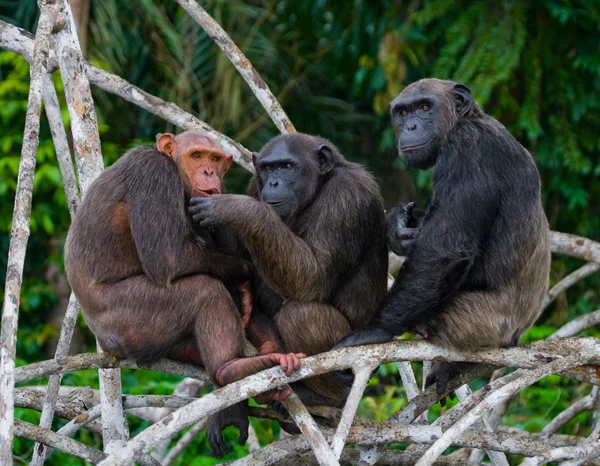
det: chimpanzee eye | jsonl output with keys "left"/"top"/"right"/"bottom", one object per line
{"left": 400, "top": 110, "right": 408, "bottom": 116}
{"left": 212, "top": 156, "right": 220, "bottom": 162}
{"left": 422, "top": 104, "right": 430, "bottom": 111}
{"left": 284, "top": 163, "right": 293, "bottom": 169}
{"left": 264, "top": 165, "right": 272, "bottom": 171}
{"left": 191, "top": 152, "right": 202, "bottom": 159}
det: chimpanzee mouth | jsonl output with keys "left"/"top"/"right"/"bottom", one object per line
{"left": 401, "top": 140, "right": 431, "bottom": 151}
{"left": 266, "top": 199, "right": 290, "bottom": 206}
{"left": 197, "top": 188, "right": 221, "bottom": 197}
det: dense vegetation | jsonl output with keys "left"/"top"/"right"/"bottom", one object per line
{"left": 1, "top": 0, "right": 599, "bottom": 464}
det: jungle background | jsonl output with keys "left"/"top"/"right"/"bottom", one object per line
{"left": 1, "top": 0, "right": 599, "bottom": 464}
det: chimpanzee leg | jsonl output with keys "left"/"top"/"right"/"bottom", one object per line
{"left": 275, "top": 300, "right": 352, "bottom": 406}
{"left": 425, "top": 289, "right": 516, "bottom": 401}
{"left": 89, "top": 275, "right": 301, "bottom": 383}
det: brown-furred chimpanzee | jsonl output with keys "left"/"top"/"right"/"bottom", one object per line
{"left": 64, "top": 131, "right": 304, "bottom": 456}
{"left": 189, "top": 133, "right": 389, "bottom": 407}
{"left": 334, "top": 78, "right": 551, "bottom": 399}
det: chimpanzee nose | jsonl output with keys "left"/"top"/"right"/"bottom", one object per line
{"left": 407, "top": 122, "right": 417, "bottom": 131}
{"left": 203, "top": 166, "right": 215, "bottom": 176}
{"left": 269, "top": 180, "right": 279, "bottom": 188}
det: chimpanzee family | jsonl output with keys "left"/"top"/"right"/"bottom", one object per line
{"left": 65, "top": 78, "right": 549, "bottom": 456}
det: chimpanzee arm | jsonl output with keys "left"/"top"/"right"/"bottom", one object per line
{"left": 374, "top": 181, "right": 500, "bottom": 337}
{"left": 189, "top": 190, "right": 379, "bottom": 302}
{"left": 334, "top": 175, "right": 500, "bottom": 349}
{"left": 126, "top": 150, "right": 251, "bottom": 285}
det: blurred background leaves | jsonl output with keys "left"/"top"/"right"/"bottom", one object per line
{"left": 1, "top": 0, "right": 599, "bottom": 463}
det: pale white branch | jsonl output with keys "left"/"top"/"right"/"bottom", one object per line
{"left": 175, "top": 0, "right": 295, "bottom": 135}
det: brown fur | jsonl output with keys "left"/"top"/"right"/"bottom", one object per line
{"left": 197, "top": 134, "right": 389, "bottom": 405}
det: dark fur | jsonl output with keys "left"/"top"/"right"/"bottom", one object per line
{"left": 336, "top": 79, "right": 550, "bottom": 393}
{"left": 190, "top": 133, "right": 389, "bottom": 405}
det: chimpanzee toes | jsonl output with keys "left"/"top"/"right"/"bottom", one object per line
{"left": 332, "top": 327, "right": 394, "bottom": 350}
{"left": 206, "top": 428, "right": 228, "bottom": 458}
{"left": 270, "top": 401, "right": 290, "bottom": 418}
{"left": 279, "top": 420, "right": 302, "bottom": 435}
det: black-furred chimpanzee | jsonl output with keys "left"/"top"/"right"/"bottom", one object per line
{"left": 189, "top": 133, "right": 389, "bottom": 407}
{"left": 335, "top": 78, "right": 551, "bottom": 396}
{"left": 64, "top": 131, "right": 304, "bottom": 456}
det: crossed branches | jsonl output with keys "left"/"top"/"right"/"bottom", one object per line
{"left": 1, "top": 2, "right": 599, "bottom": 465}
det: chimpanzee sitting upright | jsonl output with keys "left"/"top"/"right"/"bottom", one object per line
{"left": 189, "top": 133, "right": 389, "bottom": 407}
{"left": 335, "top": 79, "right": 551, "bottom": 395}
{"left": 65, "top": 131, "right": 304, "bottom": 455}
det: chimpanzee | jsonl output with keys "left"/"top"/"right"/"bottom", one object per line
{"left": 189, "top": 133, "right": 389, "bottom": 407}
{"left": 64, "top": 131, "right": 304, "bottom": 456}
{"left": 334, "top": 79, "right": 551, "bottom": 396}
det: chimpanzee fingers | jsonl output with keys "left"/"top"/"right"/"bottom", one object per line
{"left": 271, "top": 400, "right": 290, "bottom": 418}
{"left": 235, "top": 418, "right": 249, "bottom": 446}
{"left": 400, "top": 239, "right": 416, "bottom": 252}
{"left": 272, "top": 384, "right": 293, "bottom": 401}
{"left": 206, "top": 426, "right": 228, "bottom": 458}
{"left": 398, "top": 227, "right": 418, "bottom": 240}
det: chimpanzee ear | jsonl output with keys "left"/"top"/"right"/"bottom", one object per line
{"left": 222, "top": 154, "right": 233, "bottom": 173}
{"left": 452, "top": 83, "right": 473, "bottom": 117}
{"left": 317, "top": 144, "right": 334, "bottom": 175}
{"left": 156, "top": 133, "right": 176, "bottom": 157}
{"left": 252, "top": 152, "right": 260, "bottom": 168}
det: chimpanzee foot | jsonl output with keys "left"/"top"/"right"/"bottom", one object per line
{"left": 414, "top": 323, "right": 431, "bottom": 339}
{"left": 206, "top": 402, "right": 249, "bottom": 458}
{"left": 215, "top": 352, "right": 306, "bottom": 386}
{"left": 332, "top": 327, "right": 394, "bottom": 350}
{"left": 425, "top": 361, "right": 458, "bottom": 407}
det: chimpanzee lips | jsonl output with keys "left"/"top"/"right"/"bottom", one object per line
{"left": 196, "top": 188, "right": 221, "bottom": 197}
{"left": 401, "top": 141, "right": 431, "bottom": 151}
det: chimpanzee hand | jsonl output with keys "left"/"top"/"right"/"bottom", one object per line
{"left": 332, "top": 327, "right": 395, "bottom": 350}
{"left": 189, "top": 196, "right": 218, "bottom": 229}
{"left": 386, "top": 201, "right": 423, "bottom": 256}
{"left": 206, "top": 402, "right": 249, "bottom": 458}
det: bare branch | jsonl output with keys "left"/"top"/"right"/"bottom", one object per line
{"left": 541, "top": 387, "right": 600, "bottom": 439}
{"left": 281, "top": 393, "right": 339, "bottom": 465}
{"left": 175, "top": 0, "right": 295, "bottom": 134}
{"left": 550, "top": 309, "right": 600, "bottom": 339}
{"left": 15, "top": 419, "right": 106, "bottom": 464}
{"left": 14, "top": 352, "right": 208, "bottom": 383}
{"left": 331, "top": 365, "right": 375, "bottom": 458}
{"left": 162, "top": 419, "right": 207, "bottom": 466}
{"left": 416, "top": 354, "right": 589, "bottom": 466}
{"left": 550, "top": 232, "right": 600, "bottom": 264}
{"left": 0, "top": 19, "right": 255, "bottom": 172}
{"left": 544, "top": 263, "right": 600, "bottom": 309}
{"left": 0, "top": 4, "right": 57, "bottom": 461}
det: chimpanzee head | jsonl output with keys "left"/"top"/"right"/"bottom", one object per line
{"left": 156, "top": 131, "right": 233, "bottom": 197}
{"left": 253, "top": 134, "right": 337, "bottom": 220}
{"left": 390, "top": 79, "right": 475, "bottom": 169}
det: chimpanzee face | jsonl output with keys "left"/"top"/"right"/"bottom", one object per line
{"left": 254, "top": 140, "right": 334, "bottom": 220}
{"left": 389, "top": 81, "right": 473, "bottom": 170}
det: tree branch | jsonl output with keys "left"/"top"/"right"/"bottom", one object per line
{"left": 0, "top": 3, "right": 57, "bottom": 462}
{"left": 175, "top": 0, "right": 295, "bottom": 134}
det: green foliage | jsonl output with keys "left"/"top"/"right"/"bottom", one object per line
{"left": 2, "top": 0, "right": 600, "bottom": 463}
